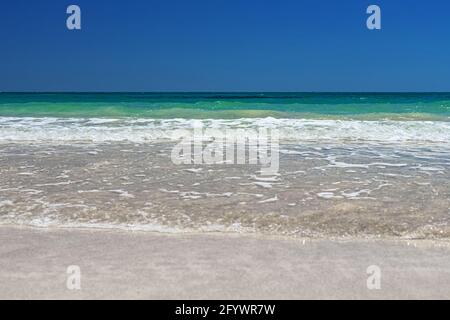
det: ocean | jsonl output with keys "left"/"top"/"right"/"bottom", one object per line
{"left": 1, "top": 92, "right": 450, "bottom": 119}
{"left": 0, "top": 93, "right": 449, "bottom": 239}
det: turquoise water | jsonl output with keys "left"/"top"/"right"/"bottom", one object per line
{"left": 1, "top": 93, "right": 450, "bottom": 120}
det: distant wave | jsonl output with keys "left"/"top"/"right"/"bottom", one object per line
{"left": 1, "top": 93, "right": 450, "bottom": 120}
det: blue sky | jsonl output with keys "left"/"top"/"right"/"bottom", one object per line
{"left": 0, "top": 0, "right": 449, "bottom": 92}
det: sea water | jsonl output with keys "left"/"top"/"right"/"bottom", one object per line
{"left": 0, "top": 93, "right": 449, "bottom": 239}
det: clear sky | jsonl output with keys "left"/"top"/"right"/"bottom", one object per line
{"left": 1, "top": 0, "right": 449, "bottom": 92}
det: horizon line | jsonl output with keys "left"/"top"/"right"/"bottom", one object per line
{"left": 1, "top": 91, "right": 450, "bottom": 94}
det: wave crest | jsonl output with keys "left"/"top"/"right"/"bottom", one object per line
{"left": 0, "top": 117, "right": 449, "bottom": 144}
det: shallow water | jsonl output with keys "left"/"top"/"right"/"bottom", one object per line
{"left": 0, "top": 141, "right": 449, "bottom": 239}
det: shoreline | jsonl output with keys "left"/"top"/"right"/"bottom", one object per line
{"left": 2, "top": 223, "right": 450, "bottom": 246}
{"left": 1, "top": 225, "right": 450, "bottom": 299}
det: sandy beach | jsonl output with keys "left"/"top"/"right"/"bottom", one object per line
{"left": 1, "top": 226, "right": 449, "bottom": 299}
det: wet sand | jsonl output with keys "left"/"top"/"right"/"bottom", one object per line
{"left": 0, "top": 226, "right": 449, "bottom": 300}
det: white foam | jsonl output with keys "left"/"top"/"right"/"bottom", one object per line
{"left": 317, "top": 192, "right": 343, "bottom": 200}
{"left": 109, "top": 190, "right": 135, "bottom": 198}
{"left": 184, "top": 168, "right": 203, "bottom": 173}
{"left": 0, "top": 200, "right": 14, "bottom": 207}
{"left": 1, "top": 117, "right": 450, "bottom": 144}
{"left": 258, "top": 196, "right": 279, "bottom": 203}
{"left": 250, "top": 175, "right": 279, "bottom": 182}
{"left": 250, "top": 182, "right": 274, "bottom": 189}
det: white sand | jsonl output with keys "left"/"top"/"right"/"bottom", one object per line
{"left": 0, "top": 226, "right": 449, "bottom": 299}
